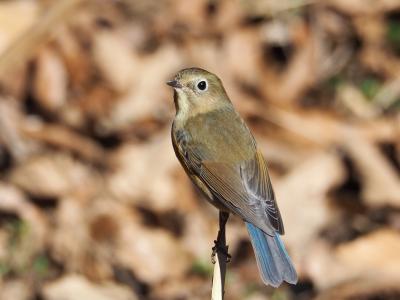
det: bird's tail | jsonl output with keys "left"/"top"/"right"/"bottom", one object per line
{"left": 246, "top": 222, "right": 298, "bottom": 287}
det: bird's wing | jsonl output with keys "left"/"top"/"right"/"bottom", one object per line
{"left": 202, "top": 151, "right": 284, "bottom": 235}
{"left": 240, "top": 150, "right": 284, "bottom": 234}
{"left": 175, "top": 132, "right": 284, "bottom": 235}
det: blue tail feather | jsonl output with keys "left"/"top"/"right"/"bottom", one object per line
{"left": 246, "top": 222, "right": 298, "bottom": 287}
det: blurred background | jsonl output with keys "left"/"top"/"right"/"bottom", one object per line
{"left": 0, "top": 0, "right": 400, "bottom": 299}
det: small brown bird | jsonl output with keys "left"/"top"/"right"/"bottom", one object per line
{"left": 167, "top": 67, "right": 297, "bottom": 287}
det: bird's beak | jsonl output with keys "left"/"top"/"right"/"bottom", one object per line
{"left": 166, "top": 79, "right": 182, "bottom": 89}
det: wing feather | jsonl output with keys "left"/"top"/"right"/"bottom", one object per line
{"left": 173, "top": 127, "right": 284, "bottom": 235}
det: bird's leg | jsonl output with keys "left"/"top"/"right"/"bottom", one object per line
{"left": 212, "top": 211, "right": 231, "bottom": 264}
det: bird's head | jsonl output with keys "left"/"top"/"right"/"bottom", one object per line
{"left": 166, "top": 68, "right": 230, "bottom": 118}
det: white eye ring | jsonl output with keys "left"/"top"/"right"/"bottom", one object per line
{"left": 196, "top": 79, "right": 208, "bottom": 92}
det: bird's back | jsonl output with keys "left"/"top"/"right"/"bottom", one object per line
{"left": 179, "top": 106, "right": 256, "bottom": 164}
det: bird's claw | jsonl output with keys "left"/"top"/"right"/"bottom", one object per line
{"left": 211, "top": 240, "right": 231, "bottom": 264}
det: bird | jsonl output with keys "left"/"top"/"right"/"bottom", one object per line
{"left": 167, "top": 67, "right": 297, "bottom": 287}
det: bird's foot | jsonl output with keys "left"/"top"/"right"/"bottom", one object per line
{"left": 211, "top": 239, "right": 231, "bottom": 264}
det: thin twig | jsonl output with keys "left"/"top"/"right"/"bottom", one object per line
{"left": 211, "top": 212, "right": 229, "bottom": 300}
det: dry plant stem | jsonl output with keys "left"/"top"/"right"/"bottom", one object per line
{"left": 211, "top": 211, "right": 230, "bottom": 300}
{"left": 0, "top": 0, "right": 86, "bottom": 82}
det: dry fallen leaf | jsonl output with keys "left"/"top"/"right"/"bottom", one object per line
{"left": 223, "top": 27, "right": 262, "bottom": 85}
{"left": 51, "top": 191, "right": 190, "bottom": 284}
{"left": 337, "top": 84, "right": 378, "bottom": 118}
{"left": 260, "top": 20, "right": 317, "bottom": 103}
{"left": 33, "top": 47, "right": 68, "bottom": 112}
{"left": 276, "top": 152, "right": 346, "bottom": 270}
{"left": 42, "top": 274, "right": 137, "bottom": 300}
{"left": 316, "top": 277, "right": 400, "bottom": 300}
{"left": 343, "top": 132, "right": 400, "bottom": 207}
{"left": 93, "top": 31, "right": 137, "bottom": 93}
{"left": 0, "top": 1, "right": 38, "bottom": 53}
{"left": 0, "top": 98, "right": 34, "bottom": 161}
{"left": 10, "top": 152, "right": 93, "bottom": 199}
{"left": 336, "top": 229, "right": 400, "bottom": 278}
{"left": 307, "top": 229, "right": 400, "bottom": 290}
{"left": 54, "top": 25, "right": 93, "bottom": 90}
{"left": 0, "top": 182, "right": 48, "bottom": 272}
{"left": 0, "top": 279, "right": 32, "bottom": 300}
{"left": 116, "top": 221, "right": 190, "bottom": 284}
{"left": 98, "top": 44, "right": 182, "bottom": 132}
{"left": 327, "top": 0, "right": 400, "bottom": 15}
{"left": 108, "top": 131, "right": 183, "bottom": 212}
{"left": 21, "top": 119, "right": 106, "bottom": 164}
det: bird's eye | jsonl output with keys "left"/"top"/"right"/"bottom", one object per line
{"left": 197, "top": 80, "right": 207, "bottom": 91}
